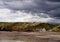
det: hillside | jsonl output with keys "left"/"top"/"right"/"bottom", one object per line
{"left": 0, "top": 22, "right": 60, "bottom": 32}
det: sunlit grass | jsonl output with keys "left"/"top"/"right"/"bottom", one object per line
{"left": 0, "top": 22, "right": 59, "bottom": 32}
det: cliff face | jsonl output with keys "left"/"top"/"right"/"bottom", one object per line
{"left": 0, "top": 22, "right": 59, "bottom": 32}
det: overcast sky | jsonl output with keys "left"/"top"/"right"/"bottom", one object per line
{"left": 0, "top": 0, "right": 60, "bottom": 23}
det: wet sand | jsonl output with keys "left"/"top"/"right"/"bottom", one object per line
{"left": 0, "top": 31, "right": 60, "bottom": 42}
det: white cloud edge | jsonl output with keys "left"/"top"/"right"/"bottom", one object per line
{"left": 0, "top": 8, "right": 56, "bottom": 23}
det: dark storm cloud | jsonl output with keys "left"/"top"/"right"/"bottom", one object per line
{"left": 48, "top": 0, "right": 60, "bottom": 2}
{"left": 0, "top": 0, "right": 60, "bottom": 12}
{"left": 48, "top": 8, "right": 60, "bottom": 19}
{"left": 0, "top": 0, "right": 60, "bottom": 23}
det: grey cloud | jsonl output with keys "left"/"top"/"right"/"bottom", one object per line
{"left": 0, "top": 0, "right": 60, "bottom": 23}
{"left": 48, "top": 0, "right": 60, "bottom": 2}
{"left": 48, "top": 19, "right": 60, "bottom": 24}
{"left": 0, "top": 0, "right": 60, "bottom": 13}
{"left": 48, "top": 8, "right": 60, "bottom": 19}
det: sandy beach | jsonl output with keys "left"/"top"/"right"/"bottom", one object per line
{"left": 0, "top": 31, "right": 60, "bottom": 42}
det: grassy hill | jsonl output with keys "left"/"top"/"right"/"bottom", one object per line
{"left": 0, "top": 22, "right": 60, "bottom": 32}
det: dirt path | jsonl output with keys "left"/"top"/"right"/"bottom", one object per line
{"left": 0, "top": 31, "right": 60, "bottom": 42}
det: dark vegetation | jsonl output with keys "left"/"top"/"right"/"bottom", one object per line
{"left": 0, "top": 22, "right": 60, "bottom": 32}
